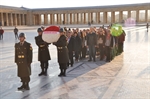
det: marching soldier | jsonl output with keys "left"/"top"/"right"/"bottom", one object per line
{"left": 15, "top": 33, "right": 32, "bottom": 90}
{"left": 35, "top": 28, "right": 51, "bottom": 76}
{"left": 53, "top": 28, "right": 69, "bottom": 77}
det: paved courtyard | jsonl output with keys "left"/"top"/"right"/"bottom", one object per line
{"left": 0, "top": 26, "right": 150, "bottom": 99}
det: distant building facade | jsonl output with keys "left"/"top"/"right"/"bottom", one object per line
{"left": 0, "top": 3, "right": 150, "bottom": 26}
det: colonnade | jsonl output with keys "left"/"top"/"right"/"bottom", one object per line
{"left": 32, "top": 9, "right": 150, "bottom": 25}
{"left": 0, "top": 12, "right": 27, "bottom": 26}
{"left": 0, "top": 3, "right": 150, "bottom": 26}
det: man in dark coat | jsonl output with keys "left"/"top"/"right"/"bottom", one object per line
{"left": 67, "top": 31, "right": 75, "bottom": 67}
{"left": 14, "top": 26, "right": 19, "bottom": 39}
{"left": 87, "top": 28, "right": 97, "bottom": 62}
{"left": 35, "top": 28, "right": 51, "bottom": 76}
{"left": 74, "top": 32, "right": 82, "bottom": 61}
{"left": 53, "top": 28, "right": 69, "bottom": 77}
{"left": 15, "top": 33, "right": 32, "bottom": 90}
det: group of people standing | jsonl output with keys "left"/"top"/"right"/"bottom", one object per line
{"left": 63, "top": 26, "right": 126, "bottom": 64}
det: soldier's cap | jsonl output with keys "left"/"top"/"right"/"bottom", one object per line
{"left": 19, "top": 33, "right": 26, "bottom": 38}
{"left": 37, "top": 28, "right": 43, "bottom": 32}
{"left": 59, "top": 28, "right": 64, "bottom": 32}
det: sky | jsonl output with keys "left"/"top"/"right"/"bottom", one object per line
{"left": 0, "top": 0, "right": 150, "bottom": 9}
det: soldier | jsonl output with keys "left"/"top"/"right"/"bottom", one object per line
{"left": 14, "top": 26, "right": 19, "bottom": 39}
{"left": 35, "top": 28, "right": 51, "bottom": 76}
{"left": 53, "top": 28, "right": 69, "bottom": 77}
{"left": 15, "top": 33, "right": 32, "bottom": 90}
{"left": 0, "top": 27, "right": 4, "bottom": 40}
{"left": 146, "top": 23, "right": 149, "bottom": 32}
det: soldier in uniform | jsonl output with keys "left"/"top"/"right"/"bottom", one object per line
{"left": 35, "top": 28, "right": 51, "bottom": 76}
{"left": 53, "top": 28, "right": 69, "bottom": 77}
{"left": 15, "top": 33, "right": 32, "bottom": 90}
{"left": 14, "top": 26, "right": 19, "bottom": 39}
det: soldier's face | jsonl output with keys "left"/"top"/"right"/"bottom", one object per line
{"left": 19, "top": 37, "right": 25, "bottom": 42}
{"left": 38, "top": 32, "right": 43, "bottom": 35}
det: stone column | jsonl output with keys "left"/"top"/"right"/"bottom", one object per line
{"left": 56, "top": 14, "right": 59, "bottom": 24}
{"left": 76, "top": 13, "right": 79, "bottom": 24}
{"left": 14, "top": 14, "right": 18, "bottom": 26}
{"left": 52, "top": 14, "right": 55, "bottom": 24}
{"left": 84, "top": 13, "right": 86, "bottom": 24}
{"left": 97, "top": 12, "right": 100, "bottom": 24}
{"left": 70, "top": 13, "right": 72, "bottom": 24}
{"left": 10, "top": 13, "right": 13, "bottom": 26}
{"left": 95, "top": 12, "right": 98, "bottom": 24}
{"left": 44, "top": 13, "right": 48, "bottom": 25}
{"left": 91, "top": 12, "right": 93, "bottom": 23}
{"left": 119, "top": 11, "right": 123, "bottom": 23}
{"left": 39, "top": 14, "right": 41, "bottom": 25}
{"left": 111, "top": 11, "right": 115, "bottom": 23}
{"left": 136, "top": 10, "right": 139, "bottom": 23}
{"left": 50, "top": 14, "right": 52, "bottom": 24}
{"left": 74, "top": 13, "right": 76, "bottom": 24}
{"left": 57, "top": 14, "right": 61, "bottom": 24}
{"left": 145, "top": 10, "right": 148, "bottom": 22}
{"left": 19, "top": 14, "right": 22, "bottom": 25}
{"left": 81, "top": 13, "right": 83, "bottom": 24}
{"left": 88, "top": 12, "right": 91, "bottom": 23}
{"left": 0, "top": 12, "right": 4, "bottom": 26}
{"left": 6, "top": 13, "right": 9, "bottom": 26}
{"left": 103, "top": 12, "right": 107, "bottom": 24}
{"left": 63, "top": 13, "right": 65, "bottom": 24}
{"left": 66, "top": 13, "right": 68, "bottom": 24}
{"left": 22, "top": 14, "right": 25, "bottom": 25}
{"left": 128, "top": 10, "right": 131, "bottom": 18}
{"left": 26, "top": 11, "right": 33, "bottom": 26}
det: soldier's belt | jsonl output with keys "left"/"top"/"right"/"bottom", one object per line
{"left": 57, "top": 46, "right": 67, "bottom": 49}
{"left": 40, "top": 45, "right": 45, "bottom": 47}
{"left": 18, "top": 55, "right": 25, "bottom": 58}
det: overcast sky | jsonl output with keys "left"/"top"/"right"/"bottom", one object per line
{"left": 0, "top": 0, "right": 150, "bottom": 8}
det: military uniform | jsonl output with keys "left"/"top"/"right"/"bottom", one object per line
{"left": 35, "top": 35, "right": 51, "bottom": 76}
{"left": 15, "top": 34, "right": 32, "bottom": 90}
{"left": 54, "top": 34, "right": 69, "bottom": 77}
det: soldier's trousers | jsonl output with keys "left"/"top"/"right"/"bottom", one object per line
{"left": 20, "top": 76, "right": 30, "bottom": 83}
{"left": 40, "top": 61, "right": 48, "bottom": 70}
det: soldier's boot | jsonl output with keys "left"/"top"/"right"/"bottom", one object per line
{"left": 44, "top": 68, "right": 48, "bottom": 76}
{"left": 62, "top": 69, "right": 66, "bottom": 77}
{"left": 18, "top": 82, "right": 25, "bottom": 90}
{"left": 24, "top": 82, "right": 30, "bottom": 90}
{"left": 58, "top": 69, "right": 63, "bottom": 77}
{"left": 44, "top": 65, "right": 48, "bottom": 76}
{"left": 39, "top": 68, "right": 44, "bottom": 76}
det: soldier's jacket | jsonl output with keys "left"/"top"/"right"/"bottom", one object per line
{"left": 15, "top": 41, "right": 32, "bottom": 77}
{"left": 53, "top": 35, "right": 69, "bottom": 63}
{"left": 35, "top": 35, "right": 51, "bottom": 61}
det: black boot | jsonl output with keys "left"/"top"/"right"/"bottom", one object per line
{"left": 18, "top": 82, "right": 25, "bottom": 90}
{"left": 44, "top": 68, "right": 48, "bottom": 76}
{"left": 38, "top": 68, "right": 44, "bottom": 76}
{"left": 24, "top": 82, "right": 30, "bottom": 90}
{"left": 62, "top": 69, "right": 66, "bottom": 77}
{"left": 58, "top": 69, "right": 63, "bottom": 77}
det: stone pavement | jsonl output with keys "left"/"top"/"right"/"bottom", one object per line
{"left": 0, "top": 26, "right": 150, "bottom": 99}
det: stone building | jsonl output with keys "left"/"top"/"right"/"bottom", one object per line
{"left": 0, "top": 3, "right": 150, "bottom": 26}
